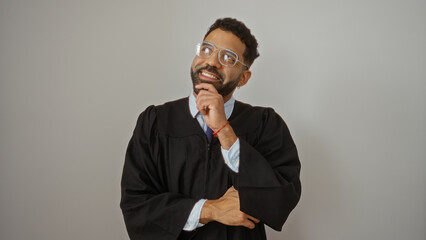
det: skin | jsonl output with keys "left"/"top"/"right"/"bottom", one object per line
{"left": 190, "top": 29, "right": 260, "bottom": 229}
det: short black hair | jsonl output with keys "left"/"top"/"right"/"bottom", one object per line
{"left": 204, "top": 18, "right": 259, "bottom": 68}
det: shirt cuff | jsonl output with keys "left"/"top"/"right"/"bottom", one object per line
{"left": 221, "top": 138, "right": 240, "bottom": 173}
{"left": 183, "top": 199, "right": 207, "bottom": 231}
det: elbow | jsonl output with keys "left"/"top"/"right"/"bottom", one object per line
{"left": 239, "top": 181, "right": 301, "bottom": 231}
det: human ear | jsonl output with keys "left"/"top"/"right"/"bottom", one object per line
{"left": 238, "top": 70, "right": 251, "bottom": 87}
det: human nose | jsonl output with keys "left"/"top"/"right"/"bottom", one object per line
{"left": 204, "top": 50, "right": 222, "bottom": 69}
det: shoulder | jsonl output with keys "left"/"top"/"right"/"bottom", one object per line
{"left": 155, "top": 97, "right": 189, "bottom": 113}
{"left": 137, "top": 97, "right": 188, "bottom": 120}
{"left": 232, "top": 100, "right": 295, "bottom": 148}
{"left": 233, "top": 100, "right": 282, "bottom": 122}
{"left": 135, "top": 97, "right": 199, "bottom": 137}
{"left": 231, "top": 100, "right": 287, "bottom": 135}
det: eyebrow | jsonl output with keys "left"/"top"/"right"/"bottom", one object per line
{"left": 203, "top": 41, "right": 239, "bottom": 56}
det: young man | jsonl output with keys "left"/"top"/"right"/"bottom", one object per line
{"left": 121, "top": 18, "right": 301, "bottom": 240}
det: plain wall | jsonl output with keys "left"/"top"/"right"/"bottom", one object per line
{"left": 1, "top": 0, "right": 425, "bottom": 239}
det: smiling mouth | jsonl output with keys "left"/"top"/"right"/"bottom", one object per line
{"left": 200, "top": 71, "right": 221, "bottom": 81}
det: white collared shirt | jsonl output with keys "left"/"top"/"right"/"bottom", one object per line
{"left": 183, "top": 93, "right": 240, "bottom": 231}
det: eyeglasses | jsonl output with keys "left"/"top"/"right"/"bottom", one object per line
{"left": 195, "top": 42, "right": 248, "bottom": 68}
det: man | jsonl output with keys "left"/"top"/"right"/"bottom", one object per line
{"left": 120, "top": 18, "right": 301, "bottom": 240}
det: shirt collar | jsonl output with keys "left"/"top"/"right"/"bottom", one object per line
{"left": 189, "top": 92, "right": 235, "bottom": 120}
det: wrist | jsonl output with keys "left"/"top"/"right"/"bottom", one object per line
{"left": 200, "top": 200, "right": 215, "bottom": 224}
{"left": 216, "top": 125, "right": 237, "bottom": 150}
{"left": 215, "top": 124, "right": 233, "bottom": 137}
{"left": 211, "top": 120, "right": 229, "bottom": 133}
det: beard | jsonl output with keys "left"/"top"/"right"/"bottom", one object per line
{"left": 190, "top": 65, "right": 241, "bottom": 98}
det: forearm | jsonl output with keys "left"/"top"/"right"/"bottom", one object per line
{"left": 217, "top": 119, "right": 300, "bottom": 230}
{"left": 199, "top": 199, "right": 215, "bottom": 224}
{"left": 198, "top": 187, "right": 259, "bottom": 229}
{"left": 236, "top": 138, "right": 301, "bottom": 231}
{"left": 215, "top": 124, "right": 237, "bottom": 150}
{"left": 183, "top": 199, "right": 207, "bottom": 231}
{"left": 120, "top": 189, "right": 198, "bottom": 239}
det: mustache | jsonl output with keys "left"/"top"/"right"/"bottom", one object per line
{"left": 195, "top": 65, "right": 224, "bottom": 82}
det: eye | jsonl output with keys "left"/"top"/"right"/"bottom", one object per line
{"left": 199, "top": 45, "right": 213, "bottom": 57}
{"left": 222, "top": 52, "right": 237, "bottom": 65}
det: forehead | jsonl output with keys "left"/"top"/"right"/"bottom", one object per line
{"left": 204, "top": 29, "right": 246, "bottom": 58}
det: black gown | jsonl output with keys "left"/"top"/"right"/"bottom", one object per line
{"left": 120, "top": 97, "right": 301, "bottom": 240}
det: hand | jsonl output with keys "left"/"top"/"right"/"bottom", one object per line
{"left": 195, "top": 83, "right": 228, "bottom": 132}
{"left": 200, "top": 186, "right": 260, "bottom": 229}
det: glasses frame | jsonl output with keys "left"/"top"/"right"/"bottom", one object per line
{"left": 196, "top": 41, "right": 248, "bottom": 68}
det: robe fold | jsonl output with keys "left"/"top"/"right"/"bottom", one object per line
{"left": 120, "top": 97, "right": 301, "bottom": 240}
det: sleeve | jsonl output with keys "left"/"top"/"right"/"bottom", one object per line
{"left": 235, "top": 108, "right": 302, "bottom": 231}
{"left": 183, "top": 199, "right": 207, "bottom": 231}
{"left": 221, "top": 138, "right": 240, "bottom": 173}
{"left": 120, "top": 106, "right": 198, "bottom": 240}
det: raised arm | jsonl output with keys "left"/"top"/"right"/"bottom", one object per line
{"left": 236, "top": 107, "right": 301, "bottom": 231}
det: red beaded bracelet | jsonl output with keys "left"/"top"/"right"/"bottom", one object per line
{"left": 213, "top": 121, "right": 230, "bottom": 137}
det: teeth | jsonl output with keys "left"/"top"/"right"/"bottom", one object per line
{"left": 201, "top": 72, "right": 218, "bottom": 80}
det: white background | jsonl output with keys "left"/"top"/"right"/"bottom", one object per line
{"left": 1, "top": 0, "right": 425, "bottom": 239}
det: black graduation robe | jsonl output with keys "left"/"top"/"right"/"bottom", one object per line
{"left": 120, "top": 97, "right": 301, "bottom": 240}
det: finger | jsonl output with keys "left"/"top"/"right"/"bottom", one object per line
{"left": 196, "top": 98, "right": 211, "bottom": 114}
{"left": 196, "top": 94, "right": 222, "bottom": 108}
{"left": 242, "top": 219, "right": 255, "bottom": 229}
{"left": 224, "top": 186, "right": 237, "bottom": 194}
{"left": 196, "top": 90, "right": 216, "bottom": 99}
{"left": 196, "top": 90, "right": 217, "bottom": 104}
{"left": 196, "top": 95, "right": 218, "bottom": 112}
{"left": 198, "top": 107, "right": 207, "bottom": 116}
{"left": 195, "top": 83, "right": 218, "bottom": 93}
{"left": 222, "top": 186, "right": 239, "bottom": 199}
{"left": 196, "top": 93, "right": 216, "bottom": 104}
{"left": 247, "top": 215, "right": 260, "bottom": 223}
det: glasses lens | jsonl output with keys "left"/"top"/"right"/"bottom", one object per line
{"left": 196, "top": 42, "right": 242, "bottom": 67}
{"left": 197, "top": 43, "right": 214, "bottom": 58}
{"left": 219, "top": 50, "right": 237, "bottom": 67}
